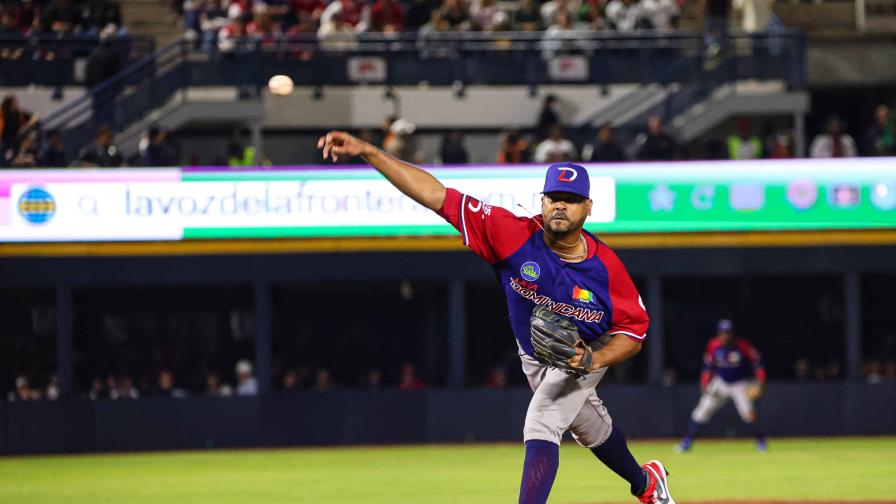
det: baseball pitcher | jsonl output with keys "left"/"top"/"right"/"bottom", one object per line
{"left": 678, "top": 319, "right": 767, "bottom": 452}
{"left": 317, "top": 131, "right": 675, "bottom": 504}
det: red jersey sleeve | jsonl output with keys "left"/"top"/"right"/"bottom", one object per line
{"left": 596, "top": 242, "right": 649, "bottom": 341}
{"left": 700, "top": 338, "right": 719, "bottom": 387}
{"left": 437, "top": 188, "right": 537, "bottom": 264}
{"left": 739, "top": 339, "right": 767, "bottom": 382}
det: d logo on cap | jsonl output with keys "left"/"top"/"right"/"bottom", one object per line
{"left": 557, "top": 167, "right": 578, "bottom": 182}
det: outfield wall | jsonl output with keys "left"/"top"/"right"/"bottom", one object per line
{"left": 3, "top": 383, "right": 894, "bottom": 455}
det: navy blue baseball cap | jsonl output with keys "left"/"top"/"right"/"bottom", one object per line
{"left": 543, "top": 162, "right": 590, "bottom": 199}
{"left": 717, "top": 319, "right": 734, "bottom": 332}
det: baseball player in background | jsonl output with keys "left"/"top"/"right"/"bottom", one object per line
{"left": 318, "top": 131, "right": 675, "bottom": 504}
{"left": 677, "top": 319, "right": 767, "bottom": 452}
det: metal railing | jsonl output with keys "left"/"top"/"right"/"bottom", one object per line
{"left": 39, "top": 30, "right": 806, "bottom": 159}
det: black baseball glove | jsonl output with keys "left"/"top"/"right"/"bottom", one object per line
{"left": 529, "top": 304, "right": 592, "bottom": 378}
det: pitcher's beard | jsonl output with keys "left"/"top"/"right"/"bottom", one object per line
{"left": 544, "top": 218, "right": 583, "bottom": 247}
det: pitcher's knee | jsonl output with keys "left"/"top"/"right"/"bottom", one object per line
{"left": 571, "top": 420, "right": 612, "bottom": 448}
{"left": 523, "top": 416, "right": 564, "bottom": 445}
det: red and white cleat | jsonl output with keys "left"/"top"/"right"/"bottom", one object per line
{"left": 637, "top": 460, "right": 675, "bottom": 504}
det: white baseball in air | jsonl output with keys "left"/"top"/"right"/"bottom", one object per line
{"left": 268, "top": 74, "right": 294, "bottom": 96}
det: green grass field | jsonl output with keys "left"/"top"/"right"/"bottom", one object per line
{"left": 1, "top": 438, "right": 893, "bottom": 504}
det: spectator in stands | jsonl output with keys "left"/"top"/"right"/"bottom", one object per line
{"left": 542, "top": 10, "right": 579, "bottom": 58}
{"left": 637, "top": 115, "right": 676, "bottom": 160}
{"left": 321, "top": 0, "right": 371, "bottom": 33}
{"left": 227, "top": 139, "right": 257, "bottom": 166}
{"left": 218, "top": 11, "right": 254, "bottom": 52}
{"left": 5, "top": 131, "right": 39, "bottom": 167}
{"left": 248, "top": 5, "right": 283, "bottom": 46}
{"left": 371, "top": 0, "right": 404, "bottom": 32}
{"left": 577, "top": 0, "right": 606, "bottom": 30}
{"left": 138, "top": 125, "right": 177, "bottom": 166}
{"left": 661, "top": 367, "right": 677, "bottom": 386}
{"left": 281, "top": 369, "right": 302, "bottom": 390}
{"left": 605, "top": 0, "right": 647, "bottom": 32}
{"left": 417, "top": 9, "right": 451, "bottom": 48}
{"left": 85, "top": 30, "right": 123, "bottom": 128}
{"left": 534, "top": 123, "right": 577, "bottom": 162}
{"left": 14, "top": 0, "right": 39, "bottom": 33}
{"left": 84, "top": 29, "right": 122, "bottom": 124}
{"left": 289, "top": 0, "right": 327, "bottom": 27}
{"left": 206, "top": 371, "right": 234, "bottom": 396}
{"left": 581, "top": 123, "right": 627, "bottom": 162}
{"left": 0, "top": 7, "right": 21, "bottom": 37}
{"left": 109, "top": 374, "right": 139, "bottom": 399}
{"left": 197, "top": 0, "right": 230, "bottom": 49}
{"left": 235, "top": 359, "right": 259, "bottom": 396}
{"left": 732, "top": 0, "right": 772, "bottom": 33}
{"left": 484, "top": 366, "right": 507, "bottom": 389}
{"left": 45, "top": 374, "right": 59, "bottom": 400}
{"left": 862, "top": 104, "right": 895, "bottom": 157}
{"left": 78, "top": 125, "right": 123, "bottom": 167}
{"left": 471, "top": 0, "right": 501, "bottom": 31}
{"left": 865, "top": 360, "right": 884, "bottom": 383}
{"left": 510, "top": 0, "right": 544, "bottom": 32}
{"left": 41, "top": 0, "right": 84, "bottom": 34}
{"left": 398, "top": 363, "right": 426, "bottom": 390}
{"left": 154, "top": 369, "right": 187, "bottom": 397}
{"left": 106, "top": 375, "right": 116, "bottom": 395}
{"left": 536, "top": 94, "right": 560, "bottom": 140}
{"left": 362, "top": 368, "right": 383, "bottom": 389}
{"left": 7, "top": 375, "right": 39, "bottom": 401}
{"left": 766, "top": 128, "right": 794, "bottom": 159}
{"left": 83, "top": 0, "right": 124, "bottom": 35}
{"left": 540, "top": 0, "right": 576, "bottom": 29}
{"left": 87, "top": 376, "right": 106, "bottom": 399}
{"left": 317, "top": 10, "right": 360, "bottom": 51}
{"left": 642, "top": 0, "right": 680, "bottom": 31}
{"left": 25, "top": 16, "right": 53, "bottom": 38}
{"left": 183, "top": 0, "right": 202, "bottom": 38}
{"left": 314, "top": 368, "right": 334, "bottom": 390}
{"left": 0, "top": 95, "right": 39, "bottom": 154}
{"left": 39, "top": 130, "right": 68, "bottom": 167}
{"left": 496, "top": 129, "right": 530, "bottom": 163}
{"left": 513, "top": 0, "right": 544, "bottom": 31}
{"left": 727, "top": 117, "right": 763, "bottom": 160}
{"left": 810, "top": 115, "right": 857, "bottom": 158}
{"left": 439, "top": 131, "right": 468, "bottom": 163}
{"left": 383, "top": 118, "right": 420, "bottom": 162}
{"left": 440, "top": 0, "right": 473, "bottom": 30}
{"left": 404, "top": 0, "right": 437, "bottom": 31}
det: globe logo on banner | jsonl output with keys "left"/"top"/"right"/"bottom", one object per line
{"left": 18, "top": 187, "right": 56, "bottom": 224}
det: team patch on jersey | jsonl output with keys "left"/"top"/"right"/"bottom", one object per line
{"left": 520, "top": 261, "right": 540, "bottom": 281}
{"left": 511, "top": 279, "right": 604, "bottom": 323}
{"left": 572, "top": 285, "right": 593, "bottom": 304}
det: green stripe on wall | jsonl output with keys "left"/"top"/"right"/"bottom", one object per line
{"left": 183, "top": 224, "right": 459, "bottom": 238}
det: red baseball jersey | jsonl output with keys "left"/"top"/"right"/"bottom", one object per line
{"left": 437, "top": 188, "right": 649, "bottom": 355}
